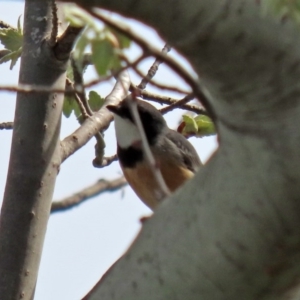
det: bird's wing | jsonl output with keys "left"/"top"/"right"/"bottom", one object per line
{"left": 165, "top": 129, "right": 202, "bottom": 173}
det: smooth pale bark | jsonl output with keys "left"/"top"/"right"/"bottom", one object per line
{"left": 0, "top": 1, "right": 68, "bottom": 299}
{"left": 57, "top": 1, "right": 300, "bottom": 299}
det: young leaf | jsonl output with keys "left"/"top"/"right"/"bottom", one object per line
{"left": 91, "top": 38, "right": 114, "bottom": 76}
{"left": 88, "top": 91, "right": 104, "bottom": 111}
{"left": 62, "top": 96, "right": 81, "bottom": 118}
{"left": 63, "top": 96, "right": 75, "bottom": 118}
{"left": 0, "top": 27, "right": 23, "bottom": 51}
{"left": 64, "top": 5, "right": 96, "bottom": 28}
{"left": 177, "top": 114, "right": 216, "bottom": 138}
{"left": 180, "top": 115, "right": 198, "bottom": 136}
{"left": 0, "top": 49, "right": 11, "bottom": 59}
{"left": 0, "top": 47, "right": 22, "bottom": 70}
{"left": 9, "top": 47, "right": 22, "bottom": 70}
{"left": 194, "top": 115, "right": 216, "bottom": 137}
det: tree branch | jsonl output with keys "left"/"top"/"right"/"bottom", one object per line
{"left": 0, "top": 122, "right": 13, "bottom": 130}
{"left": 60, "top": 70, "right": 130, "bottom": 162}
{"left": 51, "top": 176, "right": 127, "bottom": 213}
{"left": 54, "top": 25, "right": 83, "bottom": 60}
{"left": 159, "top": 93, "right": 194, "bottom": 114}
{"left": 93, "top": 154, "right": 118, "bottom": 168}
{"left": 121, "top": 54, "right": 189, "bottom": 94}
{"left": 137, "top": 44, "right": 171, "bottom": 90}
{"left": 137, "top": 88, "right": 207, "bottom": 115}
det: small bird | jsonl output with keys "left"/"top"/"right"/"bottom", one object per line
{"left": 107, "top": 98, "right": 202, "bottom": 210}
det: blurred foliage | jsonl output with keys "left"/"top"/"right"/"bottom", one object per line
{"left": 177, "top": 114, "right": 216, "bottom": 138}
{"left": 62, "top": 90, "right": 105, "bottom": 119}
{"left": 88, "top": 91, "right": 105, "bottom": 111}
{"left": 263, "top": 0, "right": 300, "bottom": 23}
{"left": 63, "top": 5, "right": 131, "bottom": 118}
{"left": 63, "top": 95, "right": 80, "bottom": 118}
{"left": 0, "top": 16, "right": 22, "bottom": 69}
{"left": 65, "top": 6, "right": 130, "bottom": 75}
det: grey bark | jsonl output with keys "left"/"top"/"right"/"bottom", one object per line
{"left": 53, "top": 1, "right": 300, "bottom": 300}
{"left": 0, "top": 1, "right": 68, "bottom": 299}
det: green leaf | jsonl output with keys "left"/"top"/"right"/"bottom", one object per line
{"left": 63, "top": 96, "right": 74, "bottom": 118}
{"left": 0, "top": 27, "right": 23, "bottom": 51}
{"left": 88, "top": 91, "right": 104, "bottom": 111}
{"left": 182, "top": 115, "right": 198, "bottom": 135}
{"left": 64, "top": 5, "right": 95, "bottom": 28}
{"left": 194, "top": 115, "right": 216, "bottom": 137}
{"left": 0, "top": 47, "right": 22, "bottom": 70}
{"left": 178, "top": 114, "right": 216, "bottom": 138}
{"left": 91, "top": 38, "right": 114, "bottom": 76}
{"left": 73, "top": 103, "right": 81, "bottom": 118}
{"left": 9, "top": 47, "right": 22, "bottom": 70}
{"left": 0, "top": 49, "right": 11, "bottom": 58}
{"left": 0, "top": 51, "right": 12, "bottom": 64}
{"left": 62, "top": 96, "right": 81, "bottom": 118}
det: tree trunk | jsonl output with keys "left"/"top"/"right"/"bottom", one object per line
{"left": 0, "top": 1, "right": 67, "bottom": 299}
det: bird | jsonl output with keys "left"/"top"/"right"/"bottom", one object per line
{"left": 107, "top": 98, "right": 202, "bottom": 210}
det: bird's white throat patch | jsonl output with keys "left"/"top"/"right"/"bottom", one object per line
{"left": 113, "top": 114, "right": 141, "bottom": 148}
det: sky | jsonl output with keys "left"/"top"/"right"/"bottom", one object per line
{"left": 0, "top": 2, "right": 218, "bottom": 299}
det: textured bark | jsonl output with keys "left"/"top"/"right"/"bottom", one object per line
{"left": 0, "top": 1, "right": 67, "bottom": 299}
{"left": 55, "top": 1, "right": 300, "bottom": 300}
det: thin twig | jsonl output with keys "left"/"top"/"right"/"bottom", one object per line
{"left": 70, "top": 59, "right": 107, "bottom": 164}
{"left": 134, "top": 88, "right": 207, "bottom": 115}
{"left": 127, "top": 94, "right": 170, "bottom": 201}
{"left": 0, "top": 122, "right": 13, "bottom": 130}
{"left": 51, "top": 176, "right": 127, "bottom": 213}
{"left": 71, "top": 57, "right": 93, "bottom": 116}
{"left": 0, "top": 83, "right": 74, "bottom": 94}
{"left": 137, "top": 44, "right": 171, "bottom": 90}
{"left": 75, "top": 93, "right": 90, "bottom": 118}
{"left": 65, "top": 78, "right": 89, "bottom": 118}
{"left": 160, "top": 93, "right": 194, "bottom": 114}
{"left": 0, "top": 77, "right": 114, "bottom": 94}
{"left": 122, "top": 54, "right": 189, "bottom": 94}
